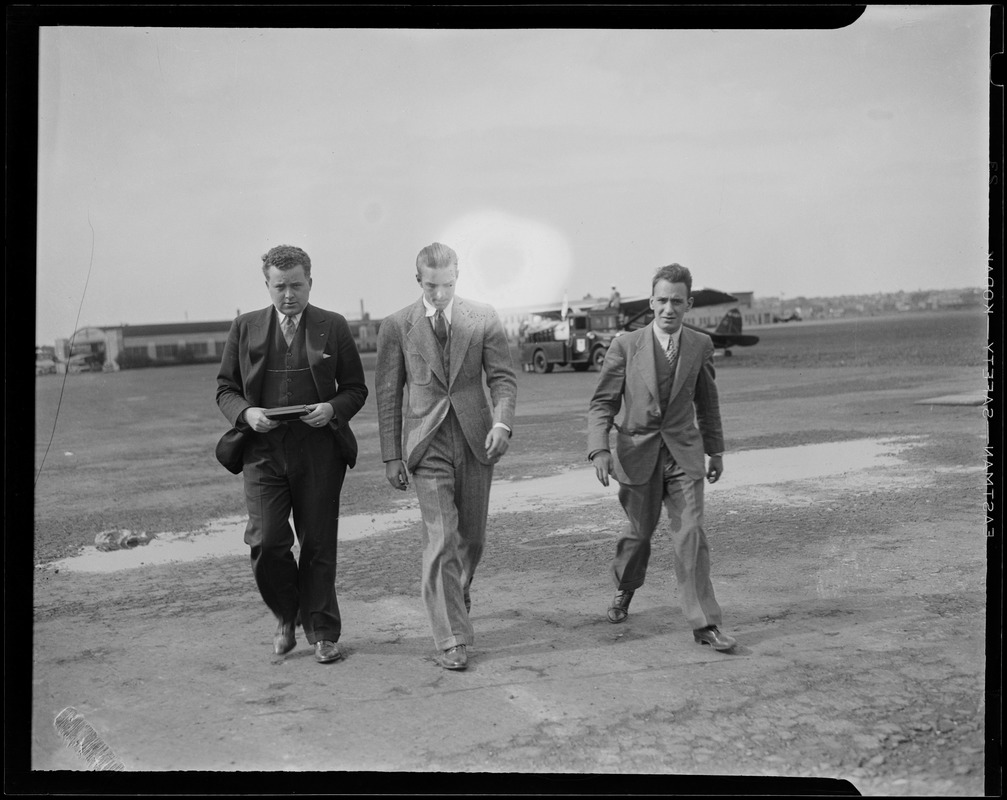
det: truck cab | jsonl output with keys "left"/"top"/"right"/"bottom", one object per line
{"left": 520, "top": 309, "right": 621, "bottom": 373}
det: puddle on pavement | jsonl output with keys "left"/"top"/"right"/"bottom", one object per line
{"left": 45, "top": 437, "right": 924, "bottom": 573}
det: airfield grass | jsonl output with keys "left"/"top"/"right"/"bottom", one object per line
{"left": 31, "top": 309, "right": 988, "bottom": 563}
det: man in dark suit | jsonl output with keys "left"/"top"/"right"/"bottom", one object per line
{"left": 376, "top": 242, "right": 517, "bottom": 671}
{"left": 216, "top": 245, "right": 368, "bottom": 663}
{"left": 587, "top": 263, "right": 737, "bottom": 652}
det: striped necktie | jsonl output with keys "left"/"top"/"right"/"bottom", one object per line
{"left": 283, "top": 315, "right": 296, "bottom": 347}
{"left": 665, "top": 333, "right": 677, "bottom": 367}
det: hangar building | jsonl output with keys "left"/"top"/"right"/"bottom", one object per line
{"left": 54, "top": 316, "right": 379, "bottom": 372}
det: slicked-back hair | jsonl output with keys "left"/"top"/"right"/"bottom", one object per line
{"left": 262, "top": 245, "right": 312, "bottom": 278}
{"left": 416, "top": 242, "right": 458, "bottom": 273}
{"left": 652, "top": 263, "right": 693, "bottom": 296}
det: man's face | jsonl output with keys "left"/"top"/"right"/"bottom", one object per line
{"left": 650, "top": 279, "right": 693, "bottom": 334}
{"left": 416, "top": 264, "right": 457, "bottom": 311}
{"left": 265, "top": 265, "right": 312, "bottom": 317}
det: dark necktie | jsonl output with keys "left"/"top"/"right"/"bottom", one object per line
{"left": 434, "top": 310, "right": 450, "bottom": 373}
{"left": 434, "top": 310, "right": 448, "bottom": 349}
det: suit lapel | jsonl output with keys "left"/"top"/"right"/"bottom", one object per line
{"left": 405, "top": 298, "right": 448, "bottom": 385}
{"left": 303, "top": 304, "right": 334, "bottom": 400}
{"left": 303, "top": 304, "right": 326, "bottom": 367}
{"left": 632, "top": 327, "right": 661, "bottom": 407}
{"left": 447, "top": 298, "right": 475, "bottom": 386}
{"left": 670, "top": 328, "right": 699, "bottom": 402}
{"left": 244, "top": 307, "right": 274, "bottom": 404}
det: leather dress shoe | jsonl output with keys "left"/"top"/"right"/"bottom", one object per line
{"left": 273, "top": 622, "right": 296, "bottom": 655}
{"left": 314, "top": 640, "right": 342, "bottom": 663}
{"left": 693, "top": 625, "right": 737, "bottom": 651}
{"left": 607, "top": 590, "right": 634, "bottom": 623}
{"left": 436, "top": 645, "right": 468, "bottom": 670}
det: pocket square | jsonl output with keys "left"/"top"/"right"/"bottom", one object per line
{"left": 322, "top": 353, "right": 332, "bottom": 359}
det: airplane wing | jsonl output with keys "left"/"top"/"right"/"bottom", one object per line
{"left": 705, "top": 329, "right": 760, "bottom": 349}
{"left": 520, "top": 289, "right": 739, "bottom": 325}
{"left": 691, "top": 288, "right": 738, "bottom": 307}
{"left": 621, "top": 288, "right": 738, "bottom": 329}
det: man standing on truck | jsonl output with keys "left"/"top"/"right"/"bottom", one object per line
{"left": 587, "top": 263, "right": 737, "bottom": 652}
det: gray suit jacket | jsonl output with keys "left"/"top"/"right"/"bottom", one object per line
{"left": 376, "top": 296, "right": 517, "bottom": 470}
{"left": 587, "top": 324, "right": 724, "bottom": 484}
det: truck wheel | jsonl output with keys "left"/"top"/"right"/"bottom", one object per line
{"left": 572, "top": 363, "right": 590, "bottom": 372}
{"left": 532, "top": 350, "right": 553, "bottom": 374}
{"left": 591, "top": 347, "right": 608, "bottom": 370}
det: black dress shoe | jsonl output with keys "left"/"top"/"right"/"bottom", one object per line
{"left": 436, "top": 645, "right": 468, "bottom": 670}
{"left": 273, "top": 622, "right": 296, "bottom": 655}
{"left": 314, "top": 640, "right": 342, "bottom": 663}
{"left": 693, "top": 625, "right": 737, "bottom": 651}
{"left": 607, "top": 590, "right": 634, "bottom": 623}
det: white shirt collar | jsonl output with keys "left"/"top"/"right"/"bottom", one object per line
{"left": 275, "top": 308, "right": 303, "bottom": 328}
{"left": 422, "top": 296, "right": 454, "bottom": 325}
{"left": 652, "top": 321, "right": 683, "bottom": 351}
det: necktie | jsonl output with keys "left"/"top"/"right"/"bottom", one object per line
{"left": 283, "top": 315, "right": 296, "bottom": 347}
{"left": 434, "top": 310, "right": 448, "bottom": 349}
{"left": 665, "top": 334, "right": 677, "bottom": 367}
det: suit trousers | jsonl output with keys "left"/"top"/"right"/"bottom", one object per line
{"left": 242, "top": 425, "right": 347, "bottom": 644}
{"left": 411, "top": 409, "right": 493, "bottom": 650}
{"left": 613, "top": 453, "right": 722, "bottom": 630}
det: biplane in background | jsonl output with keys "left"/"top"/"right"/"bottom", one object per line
{"left": 523, "top": 289, "right": 759, "bottom": 361}
{"left": 619, "top": 294, "right": 760, "bottom": 356}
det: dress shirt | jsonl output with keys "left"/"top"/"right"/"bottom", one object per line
{"left": 275, "top": 309, "right": 303, "bottom": 330}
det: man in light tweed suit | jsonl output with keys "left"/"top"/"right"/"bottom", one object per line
{"left": 376, "top": 242, "right": 517, "bottom": 670}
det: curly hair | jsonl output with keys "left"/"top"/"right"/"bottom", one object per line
{"left": 261, "top": 245, "right": 312, "bottom": 278}
{"left": 652, "top": 263, "right": 693, "bottom": 296}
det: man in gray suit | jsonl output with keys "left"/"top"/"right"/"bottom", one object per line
{"left": 587, "top": 263, "right": 737, "bottom": 651}
{"left": 376, "top": 242, "right": 517, "bottom": 670}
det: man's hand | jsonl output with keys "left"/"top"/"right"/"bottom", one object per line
{"left": 706, "top": 455, "right": 724, "bottom": 484}
{"left": 301, "top": 402, "right": 334, "bottom": 429}
{"left": 243, "top": 407, "right": 280, "bottom": 433}
{"left": 592, "top": 451, "right": 614, "bottom": 487}
{"left": 385, "top": 460, "right": 410, "bottom": 491}
{"left": 485, "top": 427, "right": 510, "bottom": 462}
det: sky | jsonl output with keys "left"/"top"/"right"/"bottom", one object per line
{"left": 35, "top": 7, "right": 992, "bottom": 345}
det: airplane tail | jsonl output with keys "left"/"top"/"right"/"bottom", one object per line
{"left": 714, "top": 308, "right": 745, "bottom": 336}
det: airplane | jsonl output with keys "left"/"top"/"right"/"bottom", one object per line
{"left": 622, "top": 304, "right": 759, "bottom": 356}
{"left": 525, "top": 288, "right": 759, "bottom": 356}
{"left": 524, "top": 288, "right": 738, "bottom": 320}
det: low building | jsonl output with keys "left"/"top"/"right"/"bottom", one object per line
{"left": 55, "top": 316, "right": 380, "bottom": 372}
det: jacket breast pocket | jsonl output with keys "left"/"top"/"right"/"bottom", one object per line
{"left": 406, "top": 351, "right": 432, "bottom": 385}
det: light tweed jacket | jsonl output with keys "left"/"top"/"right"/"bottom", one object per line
{"left": 376, "top": 296, "right": 517, "bottom": 470}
